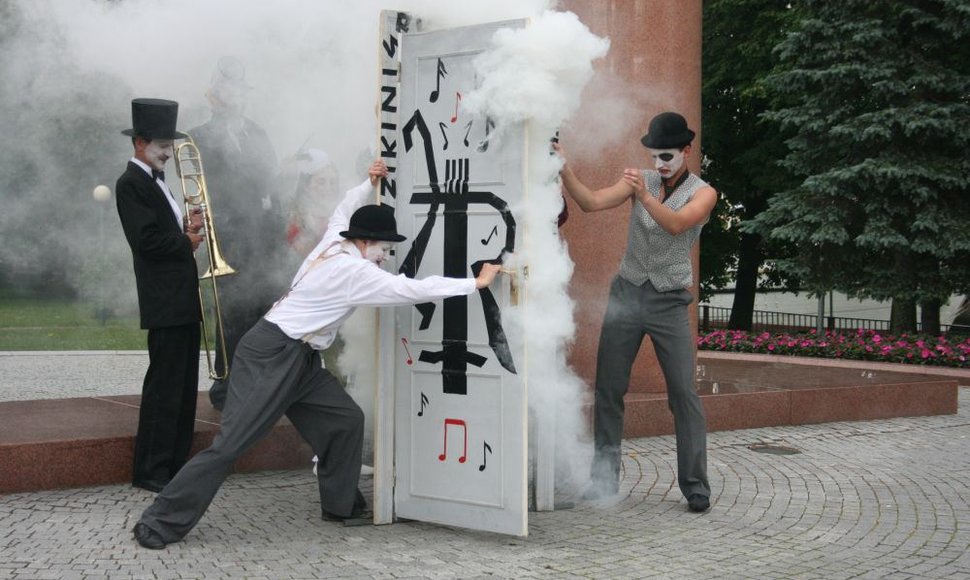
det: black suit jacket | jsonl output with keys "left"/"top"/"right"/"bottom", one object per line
{"left": 116, "top": 161, "right": 202, "bottom": 329}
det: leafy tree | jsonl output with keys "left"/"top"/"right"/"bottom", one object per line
{"left": 0, "top": 0, "right": 134, "bottom": 305}
{"left": 701, "top": 0, "right": 800, "bottom": 329}
{"left": 746, "top": 0, "right": 970, "bottom": 333}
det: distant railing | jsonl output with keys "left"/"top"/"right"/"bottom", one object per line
{"left": 698, "top": 305, "right": 963, "bottom": 335}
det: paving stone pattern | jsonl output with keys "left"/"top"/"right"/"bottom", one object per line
{"left": 2, "top": 386, "right": 969, "bottom": 578}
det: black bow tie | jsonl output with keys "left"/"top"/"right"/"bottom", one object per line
{"left": 152, "top": 169, "right": 165, "bottom": 182}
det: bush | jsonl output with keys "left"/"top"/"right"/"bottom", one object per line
{"left": 697, "top": 328, "right": 970, "bottom": 368}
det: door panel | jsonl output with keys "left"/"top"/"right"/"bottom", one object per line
{"left": 392, "top": 18, "right": 528, "bottom": 537}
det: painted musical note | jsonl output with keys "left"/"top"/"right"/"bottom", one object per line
{"left": 438, "top": 418, "right": 467, "bottom": 463}
{"left": 417, "top": 392, "right": 429, "bottom": 417}
{"left": 476, "top": 116, "right": 496, "bottom": 153}
{"left": 438, "top": 122, "right": 449, "bottom": 150}
{"left": 478, "top": 441, "right": 492, "bottom": 472}
{"left": 450, "top": 92, "right": 462, "bottom": 123}
{"left": 480, "top": 225, "right": 498, "bottom": 245}
{"left": 429, "top": 58, "right": 447, "bottom": 103}
{"left": 401, "top": 337, "right": 413, "bottom": 365}
{"left": 462, "top": 120, "right": 473, "bottom": 147}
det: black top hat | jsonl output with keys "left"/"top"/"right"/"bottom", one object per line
{"left": 340, "top": 204, "right": 407, "bottom": 242}
{"left": 640, "top": 112, "right": 696, "bottom": 149}
{"left": 121, "top": 98, "right": 188, "bottom": 140}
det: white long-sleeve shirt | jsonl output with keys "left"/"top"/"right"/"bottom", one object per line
{"left": 264, "top": 178, "right": 476, "bottom": 351}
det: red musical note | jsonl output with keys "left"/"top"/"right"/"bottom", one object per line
{"left": 401, "top": 337, "right": 413, "bottom": 365}
{"left": 438, "top": 418, "right": 467, "bottom": 463}
{"left": 450, "top": 92, "right": 462, "bottom": 123}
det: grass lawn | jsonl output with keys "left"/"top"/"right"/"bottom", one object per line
{"left": 0, "top": 293, "right": 343, "bottom": 374}
{"left": 0, "top": 294, "right": 146, "bottom": 351}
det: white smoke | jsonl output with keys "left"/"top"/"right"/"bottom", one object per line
{"left": 463, "top": 10, "right": 609, "bottom": 128}
{"left": 464, "top": 11, "right": 609, "bottom": 489}
{"left": 0, "top": 0, "right": 620, "bottom": 492}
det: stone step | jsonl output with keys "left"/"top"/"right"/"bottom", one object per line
{"left": 0, "top": 358, "right": 958, "bottom": 494}
{"left": 0, "top": 393, "right": 313, "bottom": 494}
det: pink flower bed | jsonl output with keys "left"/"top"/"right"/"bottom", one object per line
{"left": 697, "top": 328, "right": 970, "bottom": 368}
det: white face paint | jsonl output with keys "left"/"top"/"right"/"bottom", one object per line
{"left": 144, "top": 139, "right": 174, "bottom": 172}
{"left": 648, "top": 148, "right": 685, "bottom": 178}
{"left": 364, "top": 241, "right": 395, "bottom": 266}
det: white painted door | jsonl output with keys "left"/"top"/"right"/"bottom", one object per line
{"left": 391, "top": 19, "right": 528, "bottom": 537}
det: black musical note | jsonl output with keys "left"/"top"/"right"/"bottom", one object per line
{"left": 478, "top": 441, "right": 492, "bottom": 472}
{"left": 429, "top": 58, "right": 447, "bottom": 103}
{"left": 480, "top": 225, "right": 498, "bottom": 245}
{"left": 476, "top": 116, "right": 496, "bottom": 153}
{"left": 438, "top": 122, "right": 449, "bottom": 150}
{"left": 438, "top": 418, "right": 467, "bottom": 463}
{"left": 417, "top": 391, "right": 429, "bottom": 417}
{"left": 463, "top": 120, "right": 473, "bottom": 147}
{"left": 450, "top": 92, "right": 461, "bottom": 123}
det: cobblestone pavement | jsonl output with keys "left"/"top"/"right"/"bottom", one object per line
{"left": 2, "top": 385, "right": 968, "bottom": 579}
{"left": 0, "top": 351, "right": 205, "bottom": 402}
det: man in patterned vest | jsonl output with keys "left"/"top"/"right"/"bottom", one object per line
{"left": 554, "top": 111, "right": 716, "bottom": 513}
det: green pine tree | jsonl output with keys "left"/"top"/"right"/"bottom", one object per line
{"left": 702, "top": 0, "right": 801, "bottom": 329}
{"left": 746, "top": 0, "right": 970, "bottom": 333}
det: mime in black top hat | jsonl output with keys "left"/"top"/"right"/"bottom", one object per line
{"left": 114, "top": 97, "right": 203, "bottom": 500}
{"left": 122, "top": 98, "right": 188, "bottom": 140}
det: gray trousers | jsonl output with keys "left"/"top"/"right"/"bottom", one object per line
{"left": 591, "top": 276, "right": 710, "bottom": 499}
{"left": 139, "top": 319, "right": 364, "bottom": 543}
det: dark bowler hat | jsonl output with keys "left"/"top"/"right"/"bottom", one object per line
{"left": 121, "top": 98, "right": 188, "bottom": 140}
{"left": 340, "top": 204, "right": 407, "bottom": 242}
{"left": 640, "top": 111, "right": 696, "bottom": 149}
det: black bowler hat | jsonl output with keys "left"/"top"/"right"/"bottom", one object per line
{"left": 640, "top": 111, "right": 696, "bottom": 149}
{"left": 121, "top": 98, "right": 188, "bottom": 140}
{"left": 340, "top": 204, "right": 407, "bottom": 242}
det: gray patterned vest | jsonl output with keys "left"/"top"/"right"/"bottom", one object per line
{"left": 618, "top": 170, "right": 708, "bottom": 292}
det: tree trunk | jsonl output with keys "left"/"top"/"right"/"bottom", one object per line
{"left": 920, "top": 298, "right": 941, "bottom": 335}
{"left": 728, "top": 232, "right": 763, "bottom": 331}
{"left": 891, "top": 298, "right": 917, "bottom": 334}
{"left": 952, "top": 296, "right": 970, "bottom": 337}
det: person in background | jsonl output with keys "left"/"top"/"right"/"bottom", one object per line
{"left": 283, "top": 148, "right": 341, "bottom": 258}
{"left": 189, "top": 56, "right": 287, "bottom": 411}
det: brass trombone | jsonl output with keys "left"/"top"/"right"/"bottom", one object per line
{"left": 175, "top": 134, "right": 236, "bottom": 380}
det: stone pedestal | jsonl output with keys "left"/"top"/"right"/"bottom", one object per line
{"left": 559, "top": 0, "right": 703, "bottom": 394}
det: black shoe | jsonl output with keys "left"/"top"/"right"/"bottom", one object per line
{"left": 321, "top": 506, "right": 372, "bottom": 522}
{"left": 132, "top": 479, "right": 168, "bottom": 493}
{"left": 321, "top": 489, "right": 369, "bottom": 522}
{"left": 687, "top": 494, "right": 710, "bottom": 513}
{"left": 132, "top": 523, "right": 167, "bottom": 549}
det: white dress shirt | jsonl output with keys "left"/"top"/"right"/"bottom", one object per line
{"left": 130, "top": 157, "right": 184, "bottom": 226}
{"left": 265, "top": 178, "right": 476, "bottom": 351}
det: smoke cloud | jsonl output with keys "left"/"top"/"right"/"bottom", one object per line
{"left": 464, "top": 10, "right": 608, "bottom": 490}
{"left": 0, "top": 0, "right": 632, "bottom": 492}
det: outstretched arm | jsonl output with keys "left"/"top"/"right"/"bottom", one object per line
{"left": 554, "top": 142, "right": 633, "bottom": 212}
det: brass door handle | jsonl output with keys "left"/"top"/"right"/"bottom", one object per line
{"left": 500, "top": 266, "right": 528, "bottom": 306}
